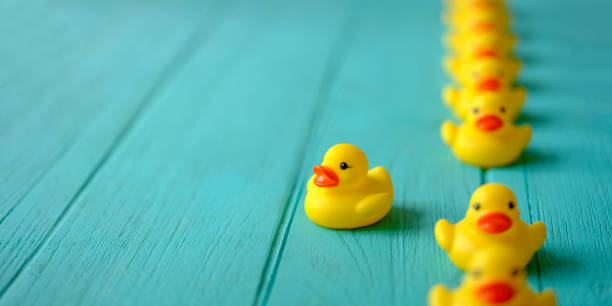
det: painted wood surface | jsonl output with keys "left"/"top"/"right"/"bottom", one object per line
{"left": 0, "top": 0, "right": 610, "bottom": 305}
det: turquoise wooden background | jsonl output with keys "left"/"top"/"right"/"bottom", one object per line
{"left": 1, "top": 0, "right": 611, "bottom": 305}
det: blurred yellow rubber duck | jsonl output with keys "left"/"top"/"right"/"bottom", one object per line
{"left": 444, "top": 57, "right": 525, "bottom": 107}
{"left": 445, "top": 51, "right": 521, "bottom": 85}
{"left": 429, "top": 247, "right": 557, "bottom": 306}
{"left": 447, "top": 31, "right": 515, "bottom": 63}
{"left": 441, "top": 83, "right": 530, "bottom": 168}
{"left": 447, "top": 90, "right": 525, "bottom": 121}
{"left": 445, "top": 12, "right": 514, "bottom": 52}
{"left": 444, "top": 0, "right": 509, "bottom": 29}
{"left": 305, "top": 144, "right": 393, "bottom": 229}
{"left": 434, "top": 183, "right": 546, "bottom": 270}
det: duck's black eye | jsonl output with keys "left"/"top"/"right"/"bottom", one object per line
{"left": 472, "top": 269, "right": 482, "bottom": 278}
{"left": 509, "top": 201, "right": 514, "bottom": 209}
{"left": 511, "top": 268, "right": 519, "bottom": 276}
{"left": 340, "top": 162, "right": 349, "bottom": 170}
{"left": 500, "top": 106, "right": 506, "bottom": 113}
{"left": 473, "top": 203, "right": 481, "bottom": 210}
{"left": 473, "top": 107, "right": 480, "bottom": 114}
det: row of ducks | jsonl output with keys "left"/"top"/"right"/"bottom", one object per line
{"left": 431, "top": 1, "right": 556, "bottom": 305}
{"left": 304, "top": 144, "right": 556, "bottom": 305}
{"left": 440, "top": 0, "right": 531, "bottom": 168}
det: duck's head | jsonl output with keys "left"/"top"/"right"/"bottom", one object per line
{"left": 457, "top": 0, "right": 505, "bottom": 11}
{"left": 465, "top": 93, "right": 512, "bottom": 133}
{"left": 313, "top": 144, "right": 369, "bottom": 189}
{"left": 463, "top": 247, "right": 526, "bottom": 304}
{"left": 456, "top": 7, "right": 509, "bottom": 33}
{"left": 465, "top": 183, "right": 520, "bottom": 235}
{"left": 461, "top": 33, "right": 514, "bottom": 61}
{"left": 460, "top": 59, "right": 512, "bottom": 91}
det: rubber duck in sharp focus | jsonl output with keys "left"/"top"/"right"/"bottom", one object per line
{"left": 434, "top": 183, "right": 546, "bottom": 271}
{"left": 305, "top": 144, "right": 393, "bottom": 229}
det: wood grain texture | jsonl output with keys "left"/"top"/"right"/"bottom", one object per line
{"left": 487, "top": 1, "right": 612, "bottom": 305}
{"left": 267, "top": 2, "right": 482, "bottom": 305}
{"left": 0, "top": 0, "right": 353, "bottom": 304}
{"left": 0, "top": 0, "right": 223, "bottom": 293}
{"left": 0, "top": 0, "right": 610, "bottom": 305}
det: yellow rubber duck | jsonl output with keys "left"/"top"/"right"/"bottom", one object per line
{"left": 444, "top": 58, "right": 524, "bottom": 117}
{"left": 441, "top": 91, "right": 531, "bottom": 167}
{"left": 447, "top": 31, "right": 515, "bottom": 62}
{"left": 429, "top": 247, "right": 557, "bottom": 306}
{"left": 445, "top": 47, "right": 521, "bottom": 84}
{"left": 446, "top": 90, "right": 525, "bottom": 122}
{"left": 444, "top": 0, "right": 508, "bottom": 28}
{"left": 304, "top": 144, "right": 393, "bottom": 229}
{"left": 446, "top": 30, "right": 516, "bottom": 59}
{"left": 434, "top": 183, "right": 546, "bottom": 271}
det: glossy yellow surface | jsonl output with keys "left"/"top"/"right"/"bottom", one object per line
{"left": 445, "top": 55, "right": 521, "bottom": 86}
{"left": 447, "top": 31, "right": 515, "bottom": 60}
{"left": 434, "top": 184, "right": 546, "bottom": 270}
{"left": 444, "top": 0, "right": 509, "bottom": 29}
{"left": 441, "top": 92, "right": 531, "bottom": 168}
{"left": 429, "top": 247, "right": 557, "bottom": 306}
{"left": 304, "top": 144, "right": 393, "bottom": 229}
{"left": 446, "top": 90, "right": 525, "bottom": 121}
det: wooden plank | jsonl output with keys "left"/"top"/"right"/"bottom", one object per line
{"left": 267, "top": 2, "right": 482, "bottom": 305}
{"left": 487, "top": 1, "right": 612, "bottom": 304}
{"left": 0, "top": 0, "right": 224, "bottom": 293}
{"left": 0, "top": 1, "right": 353, "bottom": 305}
{"left": 0, "top": 2, "right": 214, "bottom": 217}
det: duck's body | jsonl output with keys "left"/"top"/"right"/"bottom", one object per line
{"left": 430, "top": 246, "right": 556, "bottom": 306}
{"left": 430, "top": 283, "right": 556, "bottom": 306}
{"left": 445, "top": 56, "right": 521, "bottom": 87}
{"left": 441, "top": 89, "right": 531, "bottom": 168}
{"left": 435, "top": 217, "right": 546, "bottom": 270}
{"left": 304, "top": 144, "right": 393, "bottom": 229}
{"left": 434, "top": 184, "right": 547, "bottom": 271}
{"left": 442, "top": 121, "right": 531, "bottom": 168}
{"left": 306, "top": 166, "right": 393, "bottom": 229}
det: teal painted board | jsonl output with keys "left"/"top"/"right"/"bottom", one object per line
{"left": 486, "top": 0, "right": 612, "bottom": 304}
{"left": 0, "top": 0, "right": 610, "bottom": 305}
{"left": 0, "top": 0, "right": 223, "bottom": 294}
{"left": 0, "top": 0, "right": 353, "bottom": 305}
{"left": 267, "top": 1, "right": 481, "bottom": 305}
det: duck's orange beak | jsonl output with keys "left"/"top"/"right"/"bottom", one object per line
{"left": 476, "top": 49, "right": 497, "bottom": 59}
{"left": 313, "top": 165, "right": 339, "bottom": 187}
{"left": 477, "top": 282, "right": 515, "bottom": 303}
{"left": 476, "top": 115, "right": 503, "bottom": 131}
{"left": 477, "top": 78, "right": 501, "bottom": 91}
{"left": 473, "top": 22, "right": 496, "bottom": 33}
{"left": 477, "top": 212, "right": 512, "bottom": 233}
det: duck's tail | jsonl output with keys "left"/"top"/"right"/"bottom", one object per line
{"left": 369, "top": 167, "right": 392, "bottom": 189}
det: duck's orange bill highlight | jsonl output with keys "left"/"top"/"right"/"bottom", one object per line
{"left": 477, "top": 212, "right": 512, "bottom": 233}
{"left": 477, "top": 282, "right": 515, "bottom": 303}
{"left": 313, "top": 165, "right": 339, "bottom": 187}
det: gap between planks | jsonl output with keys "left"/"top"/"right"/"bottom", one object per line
{"left": 251, "top": 15, "right": 359, "bottom": 306}
{"left": 0, "top": 12, "right": 226, "bottom": 298}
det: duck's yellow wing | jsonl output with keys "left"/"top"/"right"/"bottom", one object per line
{"left": 435, "top": 219, "right": 455, "bottom": 252}
{"left": 528, "top": 221, "right": 547, "bottom": 252}
{"left": 535, "top": 290, "right": 557, "bottom": 306}
{"left": 355, "top": 193, "right": 392, "bottom": 217}
{"left": 429, "top": 285, "right": 453, "bottom": 306}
